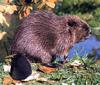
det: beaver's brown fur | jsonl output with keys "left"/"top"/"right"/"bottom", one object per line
{"left": 11, "top": 11, "right": 90, "bottom": 64}
{"left": 10, "top": 11, "right": 91, "bottom": 80}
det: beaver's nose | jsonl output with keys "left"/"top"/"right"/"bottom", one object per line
{"left": 85, "top": 32, "right": 92, "bottom": 39}
{"left": 88, "top": 27, "right": 92, "bottom": 37}
{"left": 89, "top": 31, "right": 92, "bottom": 34}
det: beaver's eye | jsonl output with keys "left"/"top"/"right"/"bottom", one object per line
{"left": 68, "top": 20, "right": 77, "bottom": 27}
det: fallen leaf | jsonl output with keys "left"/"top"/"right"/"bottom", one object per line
{"left": 0, "top": 13, "right": 9, "bottom": 27}
{"left": 96, "top": 59, "right": 100, "bottom": 64}
{"left": 15, "top": 82, "right": 23, "bottom": 85}
{"left": 0, "top": 4, "right": 17, "bottom": 14}
{"left": 62, "top": 83, "right": 68, "bottom": 85}
{"left": 0, "top": 5, "right": 5, "bottom": 12}
{"left": 36, "top": 77, "right": 48, "bottom": 82}
{"left": 46, "top": 0, "right": 57, "bottom": 8}
{"left": 0, "top": 32, "right": 7, "bottom": 40}
{"left": 5, "top": 0, "right": 13, "bottom": 3}
{"left": 71, "top": 60, "right": 82, "bottom": 67}
{"left": 34, "top": 0, "right": 38, "bottom": 3}
{"left": 3, "top": 65, "right": 11, "bottom": 72}
{"left": 38, "top": 0, "right": 57, "bottom": 9}
{"left": 24, "top": 7, "right": 31, "bottom": 17}
{"left": 38, "top": 2, "right": 45, "bottom": 9}
{"left": 39, "top": 66, "right": 56, "bottom": 73}
{"left": 3, "top": 76, "right": 20, "bottom": 85}
{"left": 46, "top": 1, "right": 55, "bottom": 8}
{"left": 5, "top": 5, "right": 17, "bottom": 14}
{"left": 36, "top": 77, "right": 55, "bottom": 84}
{"left": 47, "top": 0, "right": 57, "bottom": 3}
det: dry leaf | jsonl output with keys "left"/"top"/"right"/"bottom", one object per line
{"left": 62, "top": 83, "right": 68, "bottom": 85}
{"left": 0, "top": 5, "right": 5, "bottom": 12}
{"left": 0, "top": 13, "right": 9, "bottom": 27}
{"left": 5, "top": 0, "right": 13, "bottom": 3}
{"left": 3, "top": 65, "right": 11, "bottom": 72}
{"left": 39, "top": 66, "right": 56, "bottom": 73}
{"left": 24, "top": 7, "right": 31, "bottom": 17}
{"left": 0, "top": 4, "right": 17, "bottom": 14}
{"left": 36, "top": 77, "right": 55, "bottom": 84}
{"left": 5, "top": 5, "right": 17, "bottom": 14}
{"left": 0, "top": 32, "right": 7, "bottom": 40}
{"left": 36, "top": 77, "right": 48, "bottom": 82}
{"left": 38, "top": 2, "right": 45, "bottom": 9}
{"left": 38, "top": 0, "right": 57, "bottom": 9}
{"left": 3, "top": 76, "right": 20, "bottom": 85}
{"left": 46, "top": 0, "right": 57, "bottom": 8}
{"left": 96, "top": 59, "right": 100, "bottom": 64}
{"left": 71, "top": 60, "right": 82, "bottom": 67}
{"left": 34, "top": 0, "right": 38, "bottom": 3}
{"left": 15, "top": 82, "right": 23, "bottom": 85}
{"left": 18, "top": 6, "right": 33, "bottom": 19}
{"left": 46, "top": 1, "right": 55, "bottom": 8}
{"left": 47, "top": 0, "right": 57, "bottom": 3}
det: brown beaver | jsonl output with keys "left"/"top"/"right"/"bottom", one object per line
{"left": 10, "top": 11, "right": 90, "bottom": 80}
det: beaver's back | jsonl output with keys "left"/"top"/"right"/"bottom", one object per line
{"left": 11, "top": 11, "right": 65, "bottom": 57}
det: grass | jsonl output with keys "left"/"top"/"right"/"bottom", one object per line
{"left": 0, "top": 53, "right": 100, "bottom": 85}
{"left": 0, "top": 0, "right": 100, "bottom": 84}
{"left": 39, "top": 54, "right": 100, "bottom": 85}
{"left": 55, "top": 0, "right": 100, "bottom": 28}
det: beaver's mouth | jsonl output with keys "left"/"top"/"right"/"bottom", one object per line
{"left": 85, "top": 30, "right": 92, "bottom": 39}
{"left": 80, "top": 33, "right": 92, "bottom": 42}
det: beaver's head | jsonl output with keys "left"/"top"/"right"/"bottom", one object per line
{"left": 65, "top": 15, "right": 91, "bottom": 43}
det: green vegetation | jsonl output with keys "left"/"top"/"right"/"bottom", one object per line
{"left": 55, "top": 0, "right": 100, "bottom": 27}
{"left": 38, "top": 54, "right": 100, "bottom": 85}
{"left": 0, "top": 54, "right": 100, "bottom": 85}
{"left": 0, "top": 0, "right": 100, "bottom": 84}
{"left": 0, "top": 60, "right": 7, "bottom": 85}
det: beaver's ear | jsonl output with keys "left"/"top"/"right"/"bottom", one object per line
{"left": 67, "top": 19, "right": 78, "bottom": 27}
{"left": 10, "top": 54, "right": 32, "bottom": 80}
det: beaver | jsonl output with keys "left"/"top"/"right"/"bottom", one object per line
{"left": 10, "top": 11, "right": 90, "bottom": 80}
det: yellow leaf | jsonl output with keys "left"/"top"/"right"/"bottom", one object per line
{"left": 0, "top": 32, "right": 7, "bottom": 40}
{"left": 3, "top": 76, "right": 20, "bottom": 85}
{"left": 28, "top": 6, "right": 33, "bottom": 10}
{"left": 0, "top": 13, "right": 9, "bottom": 27}
{"left": 0, "top": 5, "right": 5, "bottom": 12}
{"left": 47, "top": 0, "right": 57, "bottom": 3}
{"left": 39, "top": 66, "right": 56, "bottom": 73}
{"left": 46, "top": 1, "right": 55, "bottom": 8}
{"left": 5, "top": 5, "right": 17, "bottom": 14}
{"left": 0, "top": 4, "right": 17, "bottom": 14}
{"left": 24, "top": 8, "right": 31, "bottom": 17}
{"left": 34, "top": 0, "right": 38, "bottom": 3}
{"left": 38, "top": 3, "right": 45, "bottom": 9}
{"left": 36, "top": 77, "right": 48, "bottom": 82}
